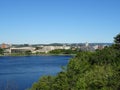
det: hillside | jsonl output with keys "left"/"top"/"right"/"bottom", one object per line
{"left": 29, "top": 33, "right": 120, "bottom": 90}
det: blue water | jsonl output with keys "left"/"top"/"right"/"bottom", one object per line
{"left": 0, "top": 56, "right": 72, "bottom": 90}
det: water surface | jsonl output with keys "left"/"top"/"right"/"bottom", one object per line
{"left": 0, "top": 56, "right": 72, "bottom": 90}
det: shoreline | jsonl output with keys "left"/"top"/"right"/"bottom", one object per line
{"left": 0, "top": 54, "right": 76, "bottom": 57}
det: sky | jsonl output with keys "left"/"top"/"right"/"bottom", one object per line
{"left": 0, "top": 0, "right": 120, "bottom": 44}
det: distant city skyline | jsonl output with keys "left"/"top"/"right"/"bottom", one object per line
{"left": 0, "top": 0, "right": 120, "bottom": 44}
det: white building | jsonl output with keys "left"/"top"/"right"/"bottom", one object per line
{"left": 10, "top": 47, "right": 35, "bottom": 53}
{"left": 33, "top": 46, "right": 71, "bottom": 53}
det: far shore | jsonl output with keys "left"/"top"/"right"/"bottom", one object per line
{"left": 0, "top": 54, "right": 76, "bottom": 57}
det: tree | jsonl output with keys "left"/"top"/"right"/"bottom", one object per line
{"left": 114, "top": 33, "right": 120, "bottom": 44}
{"left": 0, "top": 48, "right": 4, "bottom": 55}
{"left": 113, "top": 33, "right": 120, "bottom": 49}
{"left": 25, "top": 50, "right": 32, "bottom": 56}
{"left": 29, "top": 76, "right": 55, "bottom": 90}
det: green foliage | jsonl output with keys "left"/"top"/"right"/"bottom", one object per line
{"left": 114, "top": 33, "right": 120, "bottom": 44}
{"left": 49, "top": 49, "right": 78, "bottom": 55}
{"left": 0, "top": 48, "right": 4, "bottom": 55}
{"left": 29, "top": 34, "right": 120, "bottom": 90}
{"left": 89, "top": 47, "right": 120, "bottom": 65}
{"left": 113, "top": 33, "right": 120, "bottom": 50}
{"left": 52, "top": 72, "right": 69, "bottom": 90}
{"left": 29, "top": 46, "right": 120, "bottom": 90}
{"left": 35, "top": 52, "right": 46, "bottom": 55}
{"left": 25, "top": 50, "right": 32, "bottom": 56}
{"left": 29, "top": 76, "right": 55, "bottom": 90}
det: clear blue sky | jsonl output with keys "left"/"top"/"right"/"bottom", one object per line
{"left": 0, "top": 0, "right": 120, "bottom": 44}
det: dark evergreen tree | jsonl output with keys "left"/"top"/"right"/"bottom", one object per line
{"left": 113, "top": 33, "right": 120, "bottom": 50}
{"left": 114, "top": 33, "right": 120, "bottom": 44}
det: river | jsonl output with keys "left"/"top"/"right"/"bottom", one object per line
{"left": 0, "top": 56, "right": 72, "bottom": 90}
